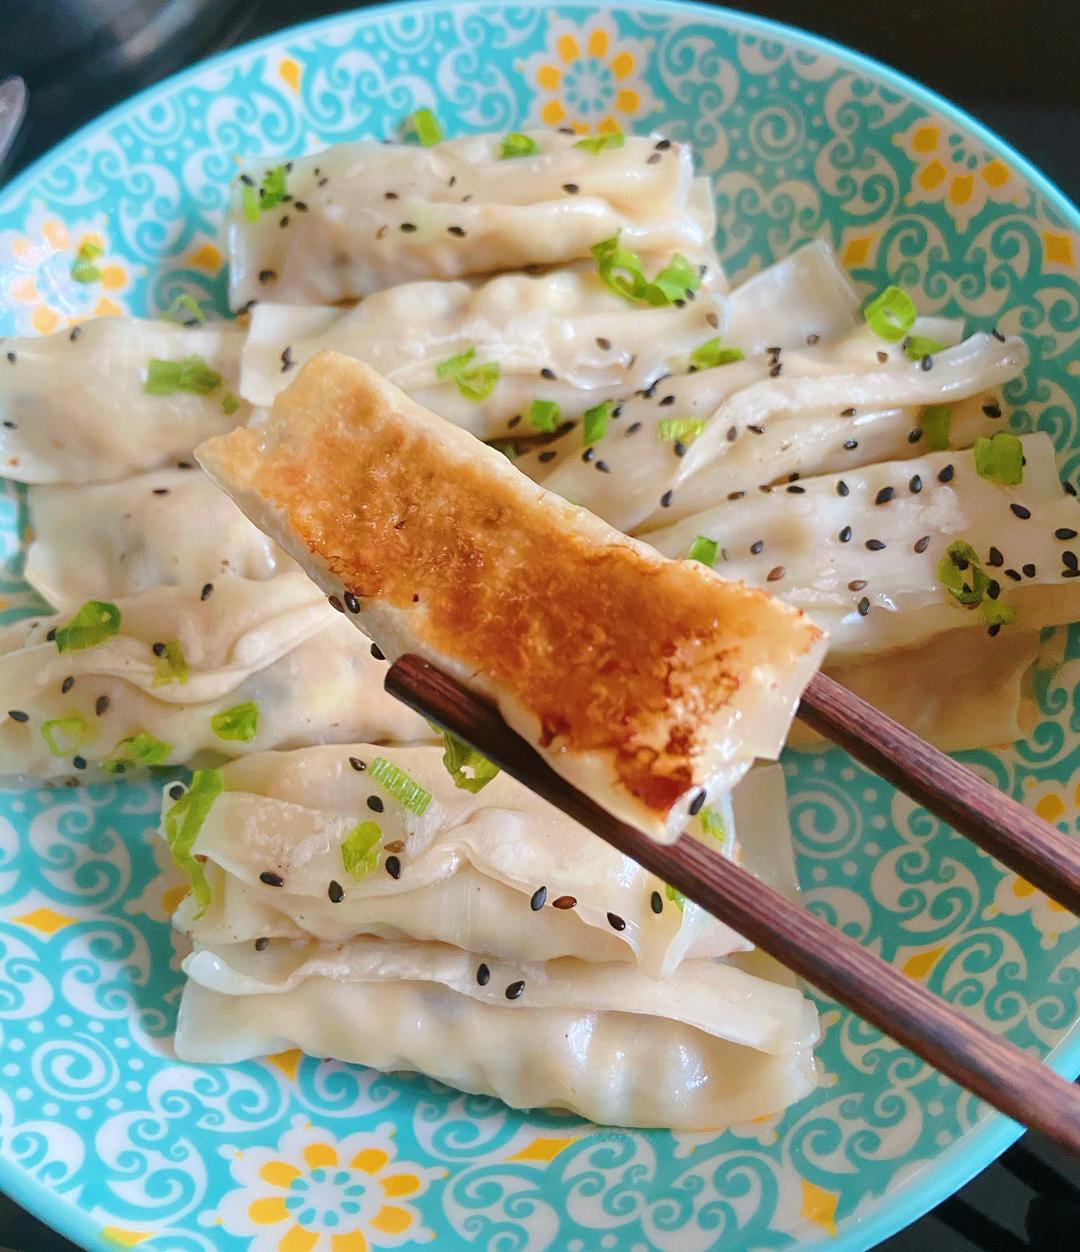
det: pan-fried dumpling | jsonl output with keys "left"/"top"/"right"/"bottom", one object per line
{"left": 0, "top": 575, "right": 428, "bottom": 782}
{"left": 645, "top": 432, "right": 1080, "bottom": 659}
{"left": 197, "top": 353, "right": 825, "bottom": 840}
{"left": 0, "top": 318, "right": 249, "bottom": 483}
{"left": 174, "top": 936, "right": 819, "bottom": 1130}
{"left": 168, "top": 746, "right": 796, "bottom": 977}
{"left": 228, "top": 131, "right": 712, "bottom": 308}
{"left": 25, "top": 469, "right": 295, "bottom": 609}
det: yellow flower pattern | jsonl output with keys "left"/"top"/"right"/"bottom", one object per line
{"left": 518, "top": 14, "right": 659, "bottom": 134}
{"left": 896, "top": 121, "right": 1022, "bottom": 231}
{"left": 215, "top": 1118, "right": 439, "bottom": 1251}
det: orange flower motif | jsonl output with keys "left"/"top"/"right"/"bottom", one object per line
{"left": 0, "top": 205, "right": 131, "bottom": 336}
{"left": 518, "top": 15, "right": 659, "bottom": 134}
{"left": 896, "top": 121, "right": 1021, "bottom": 232}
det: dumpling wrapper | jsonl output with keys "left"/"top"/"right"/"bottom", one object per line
{"left": 197, "top": 353, "right": 826, "bottom": 840}
{"left": 228, "top": 131, "right": 711, "bottom": 308}
{"left": 175, "top": 935, "right": 819, "bottom": 1130}
{"left": 25, "top": 468, "right": 296, "bottom": 609}
{"left": 0, "top": 318, "right": 249, "bottom": 483}
{"left": 172, "top": 744, "right": 796, "bottom": 977}
{"left": 0, "top": 575, "right": 428, "bottom": 782}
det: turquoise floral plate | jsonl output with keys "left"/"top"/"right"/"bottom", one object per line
{"left": 1, "top": 2, "right": 1079, "bottom": 1249}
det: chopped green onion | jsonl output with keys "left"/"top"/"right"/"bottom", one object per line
{"left": 40, "top": 713, "right": 91, "bottom": 757}
{"left": 152, "top": 641, "right": 190, "bottom": 687}
{"left": 921, "top": 404, "right": 952, "bottom": 452}
{"left": 55, "top": 600, "right": 121, "bottom": 653}
{"left": 71, "top": 240, "right": 103, "bottom": 284}
{"left": 163, "top": 768, "right": 223, "bottom": 918}
{"left": 436, "top": 348, "right": 476, "bottom": 379}
{"left": 983, "top": 598, "right": 1017, "bottom": 629}
{"left": 700, "top": 807, "right": 727, "bottom": 842}
{"left": 974, "top": 432, "right": 1024, "bottom": 485}
{"left": 242, "top": 183, "right": 260, "bottom": 222}
{"left": 686, "top": 535, "right": 718, "bottom": 567}
{"left": 575, "top": 130, "right": 625, "bottom": 154}
{"left": 864, "top": 285, "right": 917, "bottom": 342}
{"left": 500, "top": 132, "right": 539, "bottom": 159}
{"left": 664, "top": 882, "right": 685, "bottom": 911}
{"left": 369, "top": 756, "right": 432, "bottom": 816}
{"left": 163, "top": 294, "right": 205, "bottom": 325}
{"left": 404, "top": 107, "right": 442, "bottom": 147}
{"left": 591, "top": 236, "right": 700, "bottom": 307}
{"left": 455, "top": 361, "right": 500, "bottom": 402}
{"left": 646, "top": 253, "right": 700, "bottom": 306}
{"left": 341, "top": 820, "right": 382, "bottom": 880}
{"left": 690, "top": 338, "right": 744, "bottom": 370}
{"left": 439, "top": 729, "right": 500, "bottom": 792}
{"left": 658, "top": 417, "right": 706, "bottom": 444}
{"left": 583, "top": 400, "right": 611, "bottom": 446}
{"left": 210, "top": 701, "right": 259, "bottom": 743}
{"left": 527, "top": 399, "right": 560, "bottom": 433}
{"left": 144, "top": 356, "right": 222, "bottom": 396}
{"left": 103, "top": 732, "right": 172, "bottom": 773}
{"left": 905, "top": 334, "right": 944, "bottom": 361}
{"left": 258, "top": 165, "right": 288, "bottom": 210}
{"left": 221, "top": 391, "right": 241, "bottom": 416}
{"left": 937, "top": 539, "right": 989, "bottom": 607}
{"left": 492, "top": 442, "right": 518, "bottom": 461}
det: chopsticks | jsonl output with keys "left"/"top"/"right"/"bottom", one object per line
{"left": 386, "top": 653, "right": 1080, "bottom": 1156}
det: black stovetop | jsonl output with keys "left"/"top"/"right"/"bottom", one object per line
{"left": 1, "top": 3, "right": 1078, "bottom": 1250}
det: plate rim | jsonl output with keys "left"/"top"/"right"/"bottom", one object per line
{"left": 1, "top": 2, "right": 1078, "bottom": 1250}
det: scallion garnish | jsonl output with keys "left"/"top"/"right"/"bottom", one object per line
{"left": 500, "top": 132, "right": 539, "bottom": 159}
{"left": 102, "top": 731, "right": 172, "bottom": 773}
{"left": 369, "top": 756, "right": 432, "bottom": 816}
{"left": 70, "top": 240, "right": 103, "bottom": 284}
{"left": 664, "top": 882, "right": 685, "bottom": 911}
{"left": 436, "top": 348, "right": 500, "bottom": 402}
{"left": 974, "top": 432, "right": 1024, "bottom": 485}
{"left": 658, "top": 417, "right": 706, "bottom": 444}
{"left": 527, "top": 399, "right": 560, "bottom": 432}
{"left": 983, "top": 599, "right": 1017, "bottom": 628}
{"left": 341, "top": 820, "right": 382, "bottom": 880}
{"left": 221, "top": 391, "right": 241, "bottom": 416}
{"left": 905, "top": 334, "right": 944, "bottom": 361}
{"left": 436, "top": 348, "right": 476, "bottom": 379}
{"left": 40, "top": 713, "right": 91, "bottom": 757}
{"left": 690, "top": 338, "right": 744, "bottom": 370}
{"left": 864, "top": 285, "right": 917, "bottom": 342}
{"left": 55, "top": 600, "right": 121, "bottom": 653}
{"left": 242, "top": 165, "right": 289, "bottom": 221}
{"left": 164, "top": 768, "right": 222, "bottom": 918}
{"left": 921, "top": 404, "right": 951, "bottom": 451}
{"left": 575, "top": 130, "right": 625, "bottom": 154}
{"left": 583, "top": 400, "right": 611, "bottom": 446}
{"left": 686, "top": 535, "right": 718, "bottom": 567}
{"left": 937, "top": 540, "right": 989, "bottom": 607}
{"left": 210, "top": 701, "right": 259, "bottom": 743}
{"left": 404, "top": 107, "right": 442, "bottom": 147}
{"left": 144, "top": 356, "right": 222, "bottom": 396}
{"left": 152, "top": 641, "right": 190, "bottom": 687}
{"left": 591, "top": 235, "right": 701, "bottom": 307}
{"left": 439, "top": 729, "right": 500, "bottom": 792}
{"left": 163, "top": 294, "right": 205, "bottom": 325}
{"left": 700, "top": 807, "right": 727, "bottom": 842}
{"left": 647, "top": 253, "right": 700, "bottom": 306}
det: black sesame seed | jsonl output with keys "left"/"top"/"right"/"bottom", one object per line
{"left": 987, "top": 579, "right": 1001, "bottom": 599}
{"left": 660, "top": 490, "right": 674, "bottom": 508}
{"left": 857, "top": 597, "right": 870, "bottom": 617}
{"left": 168, "top": 783, "right": 185, "bottom": 801}
{"left": 865, "top": 539, "right": 886, "bottom": 551}
{"left": 344, "top": 591, "right": 361, "bottom": 614}
{"left": 987, "top": 546, "right": 1004, "bottom": 567}
{"left": 837, "top": 481, "right": 850, "bottom": 497}
{"left": 530, "top": 885, "right": 547, "bottom": 911}
{"left": 279, "top": 215, "right": 290, "bottom": 228}
{"left": 991, "top": 327, "right": 1006, "bottom": 342}
{"left": 552, "top": 895, "right": 577, "bottom": 910}
{"left": 769, "top": 362, "right": 783, "bottom": 377}
{"left": 582, "top": 447, "right": 595, "bottom": 463}
{"left": 688, "top": 789, "right": 706, "bottom": 816}
{"left": 328, "top": 595, "right": 344, "bottom": 612}
{"left": 5, "top": 351, "right": 15, "bottom": 365}
{"left": 200, "top": 582, "right": 214, "bottom": 601}
{"left": 767, "top": 565, "right": 786, "bottom": 581}
{"left": 281, "top": 346, "right": 295, "bottom": 372}
{"left": 349, "top": 756, "right": 366, "bottom": 772}
{"left": 384, "top": 190, "right": 398, "bottom": 200}
{"left": 672, "top": 442, "right": 687, "bottom": 458}
{"left": 1023, "top": 563, "right": 1037, "bottom": 578}
{"left": 46, "top": 628, "right": 56, "bottom": 642}
{"left": 505, "top": 980, "right": 525, "bottom": 1000}
{"left": 786, "top": 484, "right": 805, "bottom": 494}
{"left": 538, "top": 450, "right": 557, "bottom": 463}
{"left": 294, "top": 201, "right": 308, "bottom": 212}
{"left": 328, "top": 879, "right": 345, "bottom": 905}
{"left": 983, "top": 401, "right": 1002, "bottom": 418}
{"left": 596, "top": 459, "right": 610, "bottom": 473}
{"left": 909, "top": 475, "right": 922, "bottom": 494}
{"left": 385, "top": 855, "right": 401, "bottom": 880}
{"left": 840, "top": 407, "right": 856, "bottom": 418}
{"left": 240, "top": 173, "right": 255, "bottom": 186}
{"left": 728, "top": 491, "right": 746, "bottom": 501}
{"left": 874, "top": 487, "right": 895, "bottom": 505}
{"left": 540, "top": 367, "right": 556, "bottom": 380}
{"left": 1010, "top": 503, "right": 1031, "bottom": 520}
{"left": 655, "top": 138, "right": 672, "bottom": 150}
{"left": 367, "top": 795, "right": 384, "bottom": 813}
{"left": 400, "top": 222, "right": 417, "bottom": 232}
{"left": 650, "top": 890, "right": 663, "bottom": 914}
{"left": 838, "top": 526, "right": 853, "bottom": 544}
{"left": 258, "top": 269, "right": 277, "bottom": 284}
{"left": 2, "top": 419, "right": 15, "bottom": 428}
{"left": 1064, "top": 551, "right": 1079, "bottom": 570}
{"left": 1055, "top": 528, "right": 1078, "bottom": 541}
{"left": 726, "top": 426, "right": 738, "bottom": 442}
{"left": 562, "top": 183, "right": 579, "bottom": 194}
{"left": 1004, "top": 568, "right": 1022, "bottom": 581}
{"left": 69, "top": 326, "right": 82, "bottom": 342}
{"left": 72, "top": 756, "right": 87, "bottom": 770}
{"left": 477, "top": 963, "right": 490, "bottom": 986}
{"left": 747, "top": 424, "right": 765, "bottom": 436}
{"left": 920, "top": 354, "right": 933, "bottom": 371}
{"left": 938, "top": 464, "right": 955, "bottom": 483}
{"left": 659, "top": 394, "right": 676, "bottom": 407}
{"left": 988, "top": 622, "right": 1002, "bottom": 637}
{"left": 447, "top": 225, "right": 466, "bottom": 237}
{"left": 750, "top": 540, "right": 764, "bottom": 555}
{"left": 152, "top": 641, "right": 167, "bottom": 657}
{"left": 260, "top": 871, "right": 284, "bottom": 887}
{"left": 95, "top": 695, "right": 110, "bottom": 716}
{"left": 1064, "top": 568, "right": 1080, "bottom": 579}
{"left": 908, "top": 429, "right": 923, "bottom": 444}
{"left": 844, "top": 439, "right": 858, "bottom": 450}
{"left": 806, "top": 333, "right": 820, "bottom": 346}
{"left": 61, "top": 676, "right": 75, "bottom": 694}
{"left": 255, "top": 937, "right": 270, "bottom": 951}
{"left": 152, "top": 487, "right": 169, "bottom": 496}
{"left": 848, "top": 579, "right": 867, "bottom": 591}
{"left": 607, "top": 912, "right": 627, "bottom": 932}
{"left": 876, "top": 350, "right": 888, "bottom": 363}
{"left": 369, "top": 643, "right": 385, "bottom": 663}
{"left": 914, "top": 535, "right": 931, "bottom": 554}
{"left": 1065, "top": 481, "right": 1078, "bottom": 497}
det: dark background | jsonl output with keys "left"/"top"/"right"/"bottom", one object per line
{"left": 1, "top": 1, "right": 1079, "bottom": 1249}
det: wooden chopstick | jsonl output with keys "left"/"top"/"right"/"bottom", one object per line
{"left": 800, "top": 674, "right": 1080, "bottom": 915}
{"left": 386, "top": 653, "right": 1080, "bottom": 1156}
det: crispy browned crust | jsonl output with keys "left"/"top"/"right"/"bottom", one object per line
{"left": 201, "top": 352, "right": 823, "bottom": 819}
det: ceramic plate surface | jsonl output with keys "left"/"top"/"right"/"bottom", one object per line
{"left": 1, "top": 3, "right": 1079, "bottom": 1249}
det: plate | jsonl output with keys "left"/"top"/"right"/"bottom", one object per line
{"left": 1, "top": 3, "right": 1079, "bottom": 1249}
